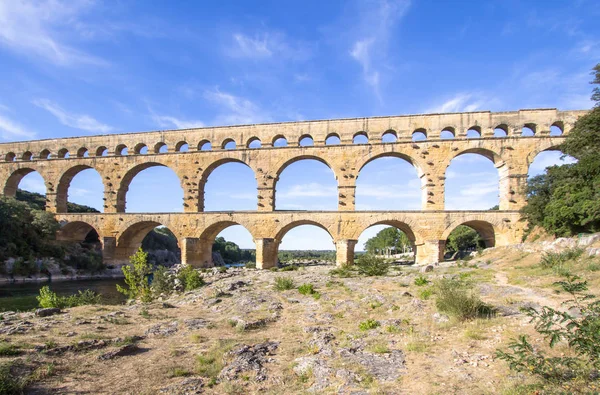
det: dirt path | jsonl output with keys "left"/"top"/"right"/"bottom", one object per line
{"left": 493, "top": 270, "right": 562, "bottom": 309}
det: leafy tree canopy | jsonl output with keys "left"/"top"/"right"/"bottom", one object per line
{"left": 364, "top": 227, "right": 412, "bottom": 255}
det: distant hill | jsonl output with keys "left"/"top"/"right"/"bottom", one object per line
{"left": 16, "top": 190, "right": 99, "bottom": 213}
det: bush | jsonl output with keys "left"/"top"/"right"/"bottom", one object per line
{"left": 434, "top": 278, "right": 493, "bottom": 320}
{"left": 117, "top": 248, "right": 152, "bottom": 302}
{"left": 274, "top": 276, "right": 295, "bottom": 291}
{"left": 355, "top": 254, "right": 389, "bottom": 276}
{"left": 298, "top": 283, "right": 321, "bottom": 299}
{"left": 279, "top": 264, "right": 299, "bottom": 272}
{"left": 151, "top": 266, "right": 174, "bottom": 296}
{"left": 540, "top": 248, "right": 584, "bottom": 269}
{"left": 414, "top": 275, "right": 429, "bottom": 286}
{"left": 358, "top": 319, "right": 380, "bottom": 331}
{"left": 329, "top": 267, "right": 354, "bottom": 277}
{"left": 11, "top": 258, "right": 38, "bottom": 277}
{"left": 177, "top": 265, "right": 205, "bottom": 291}
{"left": 37, "top": 286, "right": 101, "bottom": 309}
{"left": 496, "top": 275, "right": 600, "bottom": 392}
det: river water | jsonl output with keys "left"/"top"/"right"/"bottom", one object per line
{"left": 0, "top": 279, "right": 127, "bottom": 312}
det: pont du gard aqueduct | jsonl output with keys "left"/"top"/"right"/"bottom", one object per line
{"left": 0, "top": 108, "right": 588, "bottom": 269}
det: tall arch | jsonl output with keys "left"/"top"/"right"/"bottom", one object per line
{"left": 356, "top": 220, "right": 418, "bottom": 262}
{"left": 442, "top": 220, "right": 496, "bottom": 251}
{"left": 274, "top": 156, "right": 337, "bottom": 210}
{"left": 356, "top": 153, "right": 423, "bottom": 210}
{"left": 196, "top": 221, "right": 256, "bottom": 267}
{"left": 527, "top": 145, "right": 577, "bottom": 178}
{"left": 200, "top": 158, "right": 257, "bottom": 211}
{"left": 117, "top": 163, "right": 183, "bottom": 213}
{"left": 445, "top": 149, "right": 504, "bottom": 210}
{"left": 3, "top": 168, "right": 45, "bottom": 197}
{"left": 56, "top": 165, "right": 104, "bottom": 213}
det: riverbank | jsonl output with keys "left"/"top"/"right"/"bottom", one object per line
{"left": 0, "top": 270, "right": 124, "bottom": 284}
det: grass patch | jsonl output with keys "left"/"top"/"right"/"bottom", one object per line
{"left": 329, "top": 267, "right": 354, "bottom": 277}
{"left": 406, "top": 340, "right": 429, "bottom": 353}
{"left": 169, "top": 367, "right": 191, "bottom": 378}
{"left": 358, "top": 319, "right": 380, "bottom": 331}
{"left": 414, "top": 275, "right": 429, "bottom": 286}
{"left": 368, "top": 342, "right": 390, "bottom": 354}
{"left": 298, "top": 283, "right": 321, "bottom": 299}
{"left": 435, "top": 278, "right": 494, "bottom": 321}
{"left": 274, "top": 276, "right": 295, "bottom": 291}
{"left": 417, "top": 288, "right": 433, "bottom": 300}
{"left": 0, "top": 343, "right": 21, "bottom": 357}
{"left": 196, "top": 339, "right": 236, "bottom": 383}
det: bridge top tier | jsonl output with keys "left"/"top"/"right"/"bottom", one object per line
{"left": 0, "top": 108, "right": 588, "bottom": 161}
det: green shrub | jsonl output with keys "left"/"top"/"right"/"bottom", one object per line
{"left": 244, "top": 262, "right": 256, "bottom": 269}
{"left": 0, "top": 343, "right": 21, "bottom": 357}
{"left": 117, "top": 248, "right": 152, "bottom": 302}
{"left": 11, "top": 258, "right": 38, "bottom": 277}
{"left": 37, "top": 286, "right": 101, "bottom": 309}
{"left": 0, "top": 361, "right": 27, "bottom": 394}
{"left": 540, "top": 248, "right": 584, "bottom": 269}
{"left": 279, "top": 265, "right": 299, "bottom": 272}
{"left": 274, "top": 276, "right": 295, "bottom": 291}
{"left": 496, "top": 275, "right": 600, "bottom": 392}
{"left": 177, "top": 265, "right": 205, "bottom": 291}
{"left": 434, "top": 278, "right": 493, "bottom": 320}
{"left": 358, "top": 319, "right": 380, "bottom": 331}
{"left": 355, "top": 254, "right": 389, "bottom": 276}
{"left": 329, "top": 267, "right": 354, "bottom": 277}
{"left": 298, "top": 283, "right": 321, "bottom": 299}
{"left": 151, "top": 266, "right": 173, "bottom": 296}
{"left": 414, "top": 275, "right": 429, "bottom": 286}
{"left": 418, "top": 288, "right": 433, "bottom": 300}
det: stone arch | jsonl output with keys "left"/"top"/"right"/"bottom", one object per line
{"left": 412, "top": 128, "right": 427, "bottom": 141}
{"left": 198, "top": 140, "right": 211, "bottom": 151}
{"left": 441, "top": 219, "right": 497, "bottom": 249}
{"left": 57, "top": 148, "right": 70, "bottom": 158}
{"left": 76, "top": 147, "right": 89, "bottom": 158}
{"left": 154, "top": 142, "right": 168, "bottom": 154}
{"left": 440, "top": 127, "right": 455, "bottom": 139}
{"left": 274, "top": 155, "right": 337, "bottom": 180}
{"left": 134, "top": 143, "right": 148, "bottom": 154}
{"left": 272, "top": 135, "right": 287, "bottom": 147}
{"left": 357, "top": 152, "right": 425, "bottom": 178}
{"left": 22, "top": 151, "right": 33, "bottom": 161}
{"left": 466, "top": 126, "right": 481, "bottom": 138}
{"left": 353, "top": 131, "right": 368, "bottom": 144}
{"left": 198, "top": 158, "right": 257, "bottom": 211}
{"left": 450, "top": 147, "right": 505, "bottom": 166}
{"left": 247, "top": 137, "right": 262, "bottom": 149}
{"left": 355, "top": 219, "right": 420, "bottom": 260}
{"left": 117, "top": 220, "right": 177, "bottom": 249}
{"left": 56, "top": 164, "right": 103, "bottom": 213}
{"left": 199, "top": 220, "right": 256, "bottom": 242}
{"left": 116, "top": 144, "right": 128, "bottom": 156}
{"left": 522, "top": 123, "right": 536, "bottom": 136}
{"left": 222, "top": 138, "right": 236, "bottom": 150}
{"left": 96, "top": 146, "right": 108, "bottom": 157}
{"left": 325, "top": 133, "right": 341, "bottom": 145}
{"left": 550, "top": 121, "right": 564, "bottom": 136}
{"left": 525, "top": 141, "right": 566, "bottom": 169}
{"left": 176, "top": 141, "right": 189, "bottom": 152}
{"left": 382, "top": 129, "right": 398, "bottom": 143}
{"left": 299, "top": 134, "right": 314, "bottom": 147}
{"left": 39, "top": 149, "right": 51, "bottom": 159}
{"left": 494, "top": 124, "right": 508, "bottom": 137}
{"left": 274, "top": 219, "right": 335, "bottom": 244}
{"left": 5, "top": 152, "right": 16, "bottom": 162}
{"left": 117, "top": 162, "right": 182, "bottom": 213}
{"left": 3, "top": 168, "right": 45, "bottom": 197}
{"left": 56, "top": 220, "right": 101, "bottom": 242}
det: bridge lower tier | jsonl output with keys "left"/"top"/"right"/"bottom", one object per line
{"left": 55, "top": 210, "right": 525, "bottom": 268}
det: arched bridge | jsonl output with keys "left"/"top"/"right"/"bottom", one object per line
{"left": 0, "top": 108, "right": 587, "bottom": 267}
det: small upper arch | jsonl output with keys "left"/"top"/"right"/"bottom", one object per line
{"left": 116, "top": 144, "right": 128, "bottom": 156}
{"left": 412, "top": 128, "right": 427, "bottom": 142}
{"left": 77, "top": 147, "right": 89, "bottom": 158}
{"left": 353, "top": 131, "right": 368, "bottom": 144}
{"left": 57, "top": 148, "right": 70, "bottom": 158}
{"left": 522, "top": 123, "right": 536, "bottom": 136}
{"left": 21, "top": 151, "right": 33, "bottom": 161}
{"left": 325, "top": 133, "right": 341, "bottom": 145}
{"left": 272, "top": 135, "right": 288, "bottom": 147}
{"left": 440, "top": 127, "right": 455, "bottom": 139}
{"left": 298, "top": 134, "right": 314, "bottom": 147}
{"left": 198, "top": 140, "right": 212, "bottom": 151}
{"left": 176, "top": 141, "right": 189, "bottom": 152}
{"left": 381, "top": 129, "right": 398, "bottom": 143}
{"left": 4, "top": 152, "right": 16, "bottom": 162}
{"left": 134, "top": 143, "right": 148, "bottom": 155}
{"left": 96, "top": 146, "right": 109, "bottom": 157}
{"left": 550, "top": 121, "right": 564, "bottom": 136}
{"left": 39, "top": 149, "right": 52, "bottom": 159}
{"left": 494, "top": 124, "right": 508, "bottom": 137}
{"left": 247, "top": 137, "right": 262, "bottom": 149}
{"left": 222, "top": 138, "right": 236, "bottom": 150}
{"left": 154, "top": 142, "right": 168, "bottom": 154}
{"left": 466, "top": 126, "right": 482, "bottom": 138}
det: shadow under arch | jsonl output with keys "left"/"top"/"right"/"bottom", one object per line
{"left": 199, "top": 220, "right": 256, "bottom": 242}
{"left": 117, "top": 220, "right": 175, "bottom": 249}
{"left": 56, "top": 220, "right": 101, "bottom": 243}
{"left": 274, "top": 219, "right": 334, "bottom": 244}
{"left": 117, "top": 162, "right": 182, "bottom": 213}
{"left": 3, "top": 168, "right": 44, "bottom": 197}
{"left": 441, "top": 220, "right": 496, "bottom": 249}
{"left": 56, "top": 164, "right": 103, "bottom": 213}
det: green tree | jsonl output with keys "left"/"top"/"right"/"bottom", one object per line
{"left": 364, "top": 227, "right": 412, "bottom": 255}
{"left": 117, "top": 248, "right": 152, "bottom": 302}
{"left": 446, "top": 225, "right": 481, "bottom": 252}
{"left": 521, "top": 64, "right": 600, "bottom": 236}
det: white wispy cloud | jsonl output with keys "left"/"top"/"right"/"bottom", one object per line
{"left": 33, "top": 99, "right": 113, "bottom": 133}
{"left": 152, "top": 114, "right": 205, "bottom": 130}
{"left": 0, "top": 0, "right": 107, "bottom": 67}
{"left": 0, "top": 107, "right": 36, "bottom": 140}
{"left": 19, "top": 176, "right": 45, "bottom": 194}
{"left": 227, "top": 31, "right": 312, "bottom": 61}
{"left": 349, "top": 0, "right": 411, "bottom": 100}
{"left": 204, "top": 88, "right": 272, "bottom": 125}
{"left": 427, "top": 92, "right": 492, "bottom": 113}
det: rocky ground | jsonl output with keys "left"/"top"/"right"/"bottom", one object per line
{"left": 1, "top": 235, "right": 600, "bottom": 394}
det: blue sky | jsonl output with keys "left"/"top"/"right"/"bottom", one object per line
{"left": 1, "top": 0, "right": 596, "bottom": 250}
